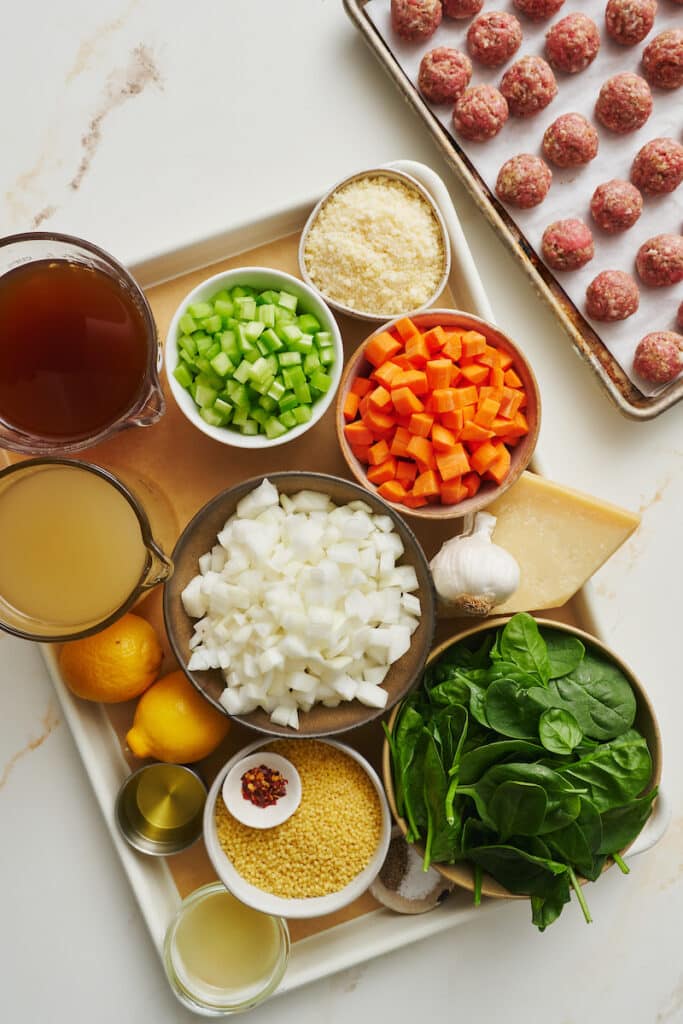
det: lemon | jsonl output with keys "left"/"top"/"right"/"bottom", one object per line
{"left": 126, "top": 670, "right": 230, "bottom": 763}
{"left": 60, "top": 612, "right": 163, "bottom": 703}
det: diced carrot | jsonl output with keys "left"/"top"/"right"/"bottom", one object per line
{"left": 358, "top": 394, "right": 370, "bottom": 418}
{"left": 489, "top": 417, "right": 512, "bottom": 437}
{"left": 431, "top": 423, "right": 457, "bottom": 451}
{"left": 498, "top": 351, "right": 514, "bottom": 371}
{"left": 462, "top": 472, "right": 481, "bottom": 498}
{"left": 474, "top": 397, "right": 501, "bottom": 428}
{"left": 350, "top": 444, "right": 371, "bottom": 464}
{"left": 477, "top": 386, "right": 504, "bottom": 407}
{"left": 391, "top": 428, "right": 411, "bottom": 459}
{"left": 365, "top": 331, "right": 402, "bottom": 368}
{"left": 395, "top": 414, "right": 412, "bottom": 429}
{"left": 423, "top": 327, "right": 448, "bottom": 353}
{"left": 477, "top": 345, "right": 502, "bottom": 369}
{"left": 436, "top": 444, "right": 470, "bottom": 481}
{"left": 396, "top": 460, "right": 418, "bottom": 486}
{"left": 378, "top": 479, "right": 408, "bottom": 503}
{"left": 363, "top": 407, "right": 396, "bottom": 433}
{"left": 461, "top": 330, "right": 487, "bottom": 357}
{"left": 503, "top": 411, "right": 530, "bottom": 438}
{"left": 394, "top": 317, "right": 419, "bottom": 343}
{"left": 391, "top": 369, "right": 429, "bottom": 395}
{"left": 470, "top": 440, "right": 500, "bottom": 475}
{"left": 422, "top": 393, "right": 435, "bottom": 413}
{"left": 393, "top": 353, "right": 415, "bottom": 371}
{"left": 344, "top": 421, "right": 373, "bottom": 446}
{"left": 403, "top": 492, "right": 429, "bottom": 509}
{"left": 462, "top": 405, "right": 476, "bottom": 422}
{"left": 451, "top": 386, "right": 478, "bottom": 410}
{"left": 372, "top": 361, "right": 402, "bottom": 389}
{"left": 408, "top": 412, "right": 434, "bottom": 437}
{"left": 486, "top": 445, "right": 511, "bottom": 486}
{"left": 367, "top": 457, "right": 397, "bottom": 484}
{"left": 503, "top": 368, "right": 523, "bottom": 388}
{"left": 351, "top": 377, "right": 372, "bottom": 397}
{"left": 518, "top": 391, "right": 528, "bottom": 409}
{"left": 442, "top": 332, "right": 462, "bottom": 362}
{"left": 490, "top": 365, "right": 505, "bottom": 389}
{"left": 343, "top": 392, "right": 360, "bottom": 421}
{"left": 499, "top": 433, "right": 521, "bottom": 447}
{"left": 440, "top": 409, "right": 464, "bottom": 433}
{"left": 369, "top": 385, "right": 392, "bottom": 411}
{"left": 441, "top": 478, "right": 469, "bottom": 505}
{"left": 413, "top": 470, "right": 440, "bottom": 498}
{"left": 498, "top": 387, "right": 523, "bottom": 420}
{"left": 460, "top": 420, "right": 495, "bottom": 442}
{"left": 432, "top": 388, "right": 457, "bottom": 413}
{"left": 367, "top": 439, "right": 390, "bottom": 466}
{"left": 459, "top": 362, "right": 489, "bottom": 386}
{"left": 406, "top": 435, "right": 436, "bottom": 469}
{"left": 425, "top": 358, "right": 452, "bottom": 390}
{"left": 392, "top": 387, "right": 424, "bottom": 416}
{"left": 405, "top": 334, "right": 430, "bottom": 367}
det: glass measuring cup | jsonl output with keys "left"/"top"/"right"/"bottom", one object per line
{"left": 0, "top": 232, "right": 164, "bottom": 454}
{"left": 0, "top": 459, "right": 173, "bottom": 642}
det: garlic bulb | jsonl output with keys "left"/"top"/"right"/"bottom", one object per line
{"left": 430, "top": 512, "right": 520, "bottom": 617}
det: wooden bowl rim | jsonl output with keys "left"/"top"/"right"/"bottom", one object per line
{"left": 335, "top": 309, "right": 541, "bottom": 521}
{"left": 382, "top": 615, "right": 662, "bottom": 900}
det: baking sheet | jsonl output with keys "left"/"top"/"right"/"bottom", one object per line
{"left": 366, "top": 0, "right": 683, "bottom": 396}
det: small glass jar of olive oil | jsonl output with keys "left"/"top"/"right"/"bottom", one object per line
{"left": 163, "top": 883, "right": 290, "bottom": 1015}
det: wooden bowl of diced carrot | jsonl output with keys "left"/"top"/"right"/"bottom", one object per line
{"left": 336, "top": 310, "right": 540, "bottom": 519}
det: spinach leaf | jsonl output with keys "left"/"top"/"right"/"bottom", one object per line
{"left": 458, "top": 762, "right": 582, "bottom": 835}
{"left": 598, "top": 787, "right": 657, "bottom": 855}
{"left": 531, "top": 872, "right": 572, "bottom": 932}
{"left": 539, "top": 708, "right": 583, "bottom": 755}
{"left": 499, "top": 613, "right": 550, "bottom": 685}
{"left": 401, "top": 727, "right": 429, "bottom": 841}
{"left": 487, "top": 660, "right": 542, "bottom": 688}
{"left": 546, "top": 799, "right": 602, "bottom": 880}
{"left": 542, "top": 630, "right": 585, "bottom": 679}
{"left": 485, "top": 679, "right": 544, "bottom": 739}
{"left": 392, "top": 703, "right": 424, "bottom": 820}
{"left": 424, "top": 635, "right": 494, "bottom": 688}
{"left": 428, "top": 675, "right": 471, "bottom": 708}
{"left": 559, "top": 732, "right": 651, "bottom": 813}
{"left": 544, "top": 653, "right": 636, "bottom": 740}
{"left": 488, "top": 780, "right": 548, "bottom": 840}
{"left": 463, "top": 842, "right": 567, "bottom": 898}
{"left": 459, "top": 739, "right": 546, "bottom": 785}
{"left": 432, "top": 704, "right": 468, "bottom": 773}
{"left": 422, "top": 732, "right": 462, "bottom": 867}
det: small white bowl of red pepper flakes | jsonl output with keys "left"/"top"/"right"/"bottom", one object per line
{"left": 222, "top": 752, "right": 302, "bottom": 829}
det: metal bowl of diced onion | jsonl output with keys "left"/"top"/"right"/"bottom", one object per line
{"left": 163, "top": 471, "right": 436, "bottom": 737}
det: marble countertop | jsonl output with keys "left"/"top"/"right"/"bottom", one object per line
{"left": 1, "top": 2, "right": 682, "bottom": 1022}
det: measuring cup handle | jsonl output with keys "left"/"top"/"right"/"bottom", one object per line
{"left": 142, "top": 539, "right": 174, "bottom": 589}
{"left": 130, "top": 385, "right": 166, "bottom": 427}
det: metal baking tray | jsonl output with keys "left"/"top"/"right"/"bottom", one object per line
{"left": 344, "top": 0, "right": 683, "bottom": 421}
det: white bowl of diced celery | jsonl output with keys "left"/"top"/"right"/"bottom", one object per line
{"left": 165, "top": 267, "right": 343, "bottom": 447}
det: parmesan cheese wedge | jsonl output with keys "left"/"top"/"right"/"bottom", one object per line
{"left": 487, "top": 472, "right": 640, "bottom": 613}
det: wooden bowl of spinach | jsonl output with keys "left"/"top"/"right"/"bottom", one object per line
{"left": 382, "top": 613, "right": 661, "bottom": 931}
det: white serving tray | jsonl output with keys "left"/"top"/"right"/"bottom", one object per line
{"left": 37, "top": 159, "right": 669, "bottom": 1008}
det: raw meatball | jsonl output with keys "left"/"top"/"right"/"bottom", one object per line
{"left": 542, "top": 113, "right": 599, "bottom": 167}
{"left": 443, "top": 0, "right": 483, "bottom": 18}
{"left": 633, "top": 332, "right": 683, "bottom": 384}
{"left": 496, "top": 154, "right": 552, "bottom": 207}
{"left": 542, "top": 219, "right": 595, "bottom": 271}
{"left": 636, "top": 234, "right": 683, "bottom": 287}
{"left": 453, "top": 85, "right": 509, "bottom": 141}
{"left": 595, "top": 73, "right": 653, "bottom": 133}
{"left": 631, "top": 138, "right": 683, "bottom": 194}
{"left": 391, "top": 0, "right": 442, "bottom": 41}
{"left": 418, "top": 48, "right": 473, "bottom": 103}
{"left": 467, "top": 12, "right": 523, "bottom": 68}
{"left": 500, "top": 56, "right": 558, "bottom": 117}
{"left": 585, "top": 270, "right": 640, "bottom": 321}
{"left": 545, "top": 14, "right": 600, "bottom": 74}
{"left": 642, "top": 29, "right": 683, "bottom": 90}
{"left": 605, "top": 0, "right": 657, "bottom": 46}
{"left": 590, "top": 179, "right": 643, "bottom": 233}
{"left": 513, "top": 0, "right": 565, "bottom": 21}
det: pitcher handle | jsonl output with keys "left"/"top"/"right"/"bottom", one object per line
{"left": 142, "top": 539, "right": 174, "bottom": 589}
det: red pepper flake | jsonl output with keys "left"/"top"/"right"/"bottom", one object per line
{"left": 241, "top": 764, "right": 288, "bottom": 808}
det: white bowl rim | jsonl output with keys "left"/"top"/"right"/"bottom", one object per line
{"left": 298, "top": 166, "right": 452, "bottom": 323}
{"left": 164, "top": 266, "right": 343, "bottom": 449}
{"left": 203, "top": 737, "right": 392, "bottom": 919}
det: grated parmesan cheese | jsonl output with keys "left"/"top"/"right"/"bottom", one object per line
{"left": 303, "top": 175, "right": 446, "bottom": 317}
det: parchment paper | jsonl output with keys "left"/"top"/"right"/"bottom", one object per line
{"left": 366, "top": 0, "right": 683, "bottom": 396}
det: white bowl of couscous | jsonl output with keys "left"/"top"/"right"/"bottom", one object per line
{"left": 203, "top": 737, "right": 391, "bottom": 919}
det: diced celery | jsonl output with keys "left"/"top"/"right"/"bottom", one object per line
{"left": 290, "top": 333, "right": 314, "bottom": 354}
{"left": 260, "top": 328, "right": 283, "bottom": 352}
{"left": 234, "top": 295, "right": 257, "bottom": 320}
{"left": 179, "top": 334, "right": 198, "bottom": 357}
{"left": 267, "top": 380, "right": 285, "bottom": 401}
{"left": 310, "top": 370, "right": 331, "bottom": 393}
{"left": 194, "top": 356, "right": 212, "bottom": 375}
{"left": 259, "top": 394, "right": 278, "bottom": 413}
{"left": 196, "top": 334, "right": 213, "bottom": 356}
{"left": 279, "top": 410, "right": 297, "bottom": 428}
{"left": 320, "top": 347, "right": 335, "bottom": 367}
{"left": 251, "top": 407, "right": 269, "bottom": 425}
{"left": 278, "top": 350, "right": 302, "bottom": 367}
{"left": 214, "top": 298, "right": 234, "bottom": 319}
{"left": 264, "top": 354, "right": 279, "bottom": 376}
{"left": 315, "top": 331, "right": 333, "bottom": 347}
{"left": 303, "top": 352, "right": 321, "bottom": 374}
{"left": 274, "top": 307, "right": 296, "bottom": 326}
{"left": 189, "top": 301, "right": 214, "bottom": 319}
{"left": 259, "top": 289, "right": 281, "bottom": 305}
{"left": 233, "top": 360, "right": 252, "bottom": 385}
{"left": 214, "top": 397, "right": 233, "bottom": 420}
{"left": 280, "top": 324, "right": 302, "bottom": 344}
{"left": 220, "top": 331, "right": 239, "bottom": 359}
{"left": 240, "top": 419, "right": 259, "bottom": 436}
{"left": 255, "top": 338, "right": 269, "bottom": 357}
{"left": 196, "top": 371, "right": 223, "bottom": 392}
{"left": 173, "top": 364, "right": 193, "bottom": 389}
{"left": 294, "top": 382, "right": 312, "bottom": 404}
{"left": 231, "top": 384, "right": 249, "bottom": 409}
{"left": 178, "top": 349, "right": 196, "bottom": 370}
{"left": 206, "top": 341, "right": 221, "bottom": 361}
{"left": 195, "top": 383, "right": 218, "bottom": 408}
{"left": 264, "top": 416, "right": 287, "bottom": 439}
{"left": 278, "top": 391, "right": 298, "bottom": 412}
{"left": 200, "top": 314, "right": 222, "bottom": 334}
{"left": 231, "top": 285, "right": 256, "bottom": 299}
{"left": 213, "top": 288, "right": 231, "bottom": 302}
{"left": 179, "top": 313, "right": 198, "bottom": 335}
{"left": 200, "top": 406, "right": 225, "bottom": 427}
{"left": 293, "top": 404, "right": 312, "bottom": 424}
{"left": 297, "top": 313, "right": 321, "bottom": 334}
{"left": 189, "top": 382, "right": 197, "bottom": 401}
{"left": 232, "top": 406, "right": 250, "bottom": 427}
{"left": 244, "top": 320, "right": 265, "bottom": 342}
{"left": 210, "top": 351, "right": 233, "bottom": 378}
{"left": 278, "top": 290, "right": 298, "bottom": 313}
{"left": 257, "top": 304, "right": 276, "bottom": 327}
{"left": 248, "top": 357, "right": 270, "bottom": 382}
{"left": 251, "top": 374, "right": 275, "bottom": 397}
{"left": 288, "top": 365, "right": 306, "bottom": 388}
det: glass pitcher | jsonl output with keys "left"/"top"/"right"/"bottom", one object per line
{"left": 0, "top": 459, "right": 173, "bottom": 642}
{"left": 0, "top": 232, "right": 164, "bottom": 455}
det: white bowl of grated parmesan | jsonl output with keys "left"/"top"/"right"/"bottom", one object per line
{"left": 299, "top": 168, "right": 451, "bottom": 322}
